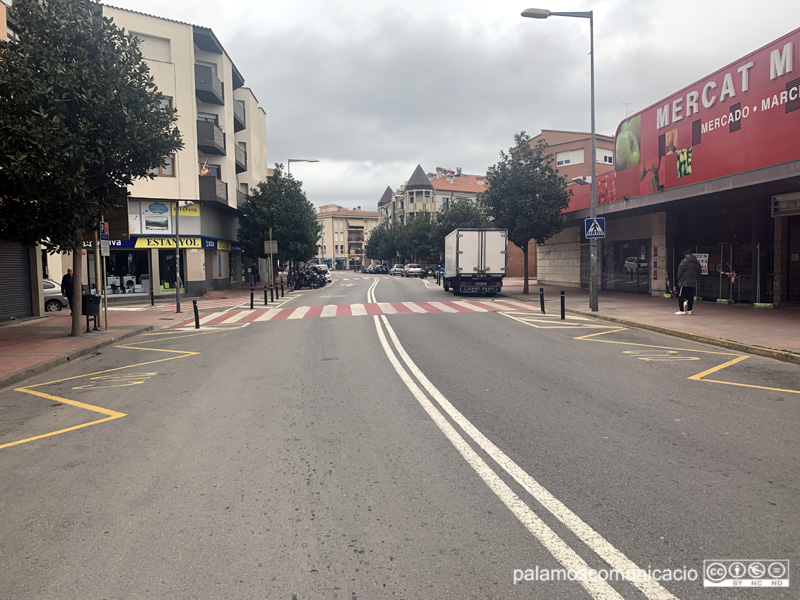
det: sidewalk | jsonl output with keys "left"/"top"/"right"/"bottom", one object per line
{"left": 1, "top": 278, "right": 798, "bottom": 391}
{"left": 502, "top": 277, "right": 800, "bottom": 363}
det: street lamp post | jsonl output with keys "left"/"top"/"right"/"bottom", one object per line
{"left": 522, "top": 8, "right": 598, "bottom": 311}
{"left": 287, "top": 158, "right": 320, "bottom": 175}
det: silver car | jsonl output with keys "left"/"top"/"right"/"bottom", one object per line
{"left": 402, "top": 264, "right": 425, "bottom": 278}
{"left": 43, "top": 279, "right": 69, "bottom": 312}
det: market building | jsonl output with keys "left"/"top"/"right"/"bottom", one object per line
{"left": 315, "top": 205, "right": 380, "bottom": 270}
{"left": 539, "top": 26, "right": 800, "bottom": 306}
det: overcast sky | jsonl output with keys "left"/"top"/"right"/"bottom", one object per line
{"left": 108, "top": 0, "right": 800, "bottom": 210}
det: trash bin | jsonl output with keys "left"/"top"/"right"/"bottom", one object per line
{"left": 82, "top": 294, "right": 101, "bottom": 316}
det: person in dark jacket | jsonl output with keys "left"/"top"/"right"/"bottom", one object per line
{"left": 675, "top": 250, "right": 702, "bottom": 314}
{"left": 60, "top": 268, "right": 74, "bottom": 314}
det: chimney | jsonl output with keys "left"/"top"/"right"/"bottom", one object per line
{"left": 357, "top": 206, "right": 361, "bottom": 211}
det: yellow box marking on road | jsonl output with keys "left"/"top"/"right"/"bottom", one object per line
{"left": 575, "top": 329, "right": 800, "bottom": 395}
{"left": 2, "top": 337, "right": 214, "bottom": 451}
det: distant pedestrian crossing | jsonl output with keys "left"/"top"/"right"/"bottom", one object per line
{"left": 170, "top": 299, "right": 535, "bottom": 328}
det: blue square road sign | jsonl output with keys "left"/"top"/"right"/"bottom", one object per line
{"left": 585, "top": 217, "right": 606, "bottom": 239}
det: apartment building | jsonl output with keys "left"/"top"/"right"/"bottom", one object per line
{"left": 316, "top": 205, "right": 379, "bottom": 269}
{"left": 43, "top": 5, "right": 269, "bottom": 298}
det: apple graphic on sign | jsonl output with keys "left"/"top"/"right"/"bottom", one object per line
{"left": 616, "top": 130, "right": 640, "bottom": 171}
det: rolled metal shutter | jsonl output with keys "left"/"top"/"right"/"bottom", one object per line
{"left": 0, "top": 241, "right": 33, "bottom": 320}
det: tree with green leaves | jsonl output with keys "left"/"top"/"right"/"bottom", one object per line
{"left": 430, "top": 197, "right": 490, "bottom": 260}
{"left": 0, "top": 0, "right": 183, "bottom": 335}
{"left": 365, "top": 222, "right": 399, "bottom": 263}
{"left": 480, "top": 132, "right": 571, "bottom": 293}
{"left": 238, "top": 165, "right": 321, "bottom": 278}
{"left": 397, "top": 213, "right": 435, "bottom": 263}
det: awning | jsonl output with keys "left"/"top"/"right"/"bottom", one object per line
{"left": 347, "top": 218, "right": 365, "bottom": 228}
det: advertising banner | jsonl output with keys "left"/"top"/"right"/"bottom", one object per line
{"left": 594, "top": 27, "right": 800, "bottom": 207}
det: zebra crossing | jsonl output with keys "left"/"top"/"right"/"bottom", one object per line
{"left": 170, "top": 299, "right": 537, "bottom": 328}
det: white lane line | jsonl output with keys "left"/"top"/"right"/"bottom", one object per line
{"left": 377, "top": 302, "right": 397, "bottom": 314}
{"left": 373, "top": 316, "right": 624, "bottom": 600}
{"left": 495, "top": 300, "right": 537, "bottom": 310}
{"left": 320, "top": 305, "right": 338, "bottom": 318}
{"left": 452, "top": 300, "right": 489, "bottom": 312}
{"left": 427, "top": 301, "right": 458, "bottom": 313}
{"left": 402, "top": 302, "right": 427, "bottom": 313}
{"left": 379, "top": 316, "right": 678, "bottom": 600}
{"left": 287, "top": 306, "right": 310, "bottom": 320}
{"left": 254, "top": 309, "right": 282, "bottom": 322}
{"left": 350, "top": 303, "right": 368, "bottom": 317}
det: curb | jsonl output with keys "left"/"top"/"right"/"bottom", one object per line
{"left": 0, "top": 325, "right": 155, "bottom": 392}
{"left": 503, "top": 294, "right": 800, "bottom": 366}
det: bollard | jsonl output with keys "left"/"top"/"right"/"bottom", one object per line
{"left": 250, "top": 287, "right": 254, "bottom": 310}
{"left": 264, "top": 285, "right": 268, "bottom": 305}
{"left": 271, "top": 284, "right": 275, "bottom": 303}
{"left": 193, "top": 300, "right": 200, "bottom": 329}
{"left": 539, "top": 288, "right": 546, "bottom": 314}
{"left": 560, "top": 290, "right": 566, "bottom": 320}
{"left": 281, "top": 281, "right": 284, "bottom": 298}
{"left": 150, "top": 288, "right": 155, "bottom": 306}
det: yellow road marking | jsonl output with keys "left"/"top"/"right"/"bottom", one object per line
{"left": 3, "top": 340, "right": 208, "bottom": 450}
{"left": 574, "top": 328, "right": 799, "bottom": 395}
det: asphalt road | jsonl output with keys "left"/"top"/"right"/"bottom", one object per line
{"left": 1, "top": 272, "right": 798, "bottom": 599}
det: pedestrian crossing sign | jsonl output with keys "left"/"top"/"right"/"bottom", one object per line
{"left": 585, "top": 217, "right": 606, "bottom": 239}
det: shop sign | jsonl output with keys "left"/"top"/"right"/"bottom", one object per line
{"left": 134, "top": 237, "right": 202, "bottom": 249}
{"left": 231, "top": 243, "right": 242, "bottom": 253}
{"left": 217, "top": 241, "right": 232, "bottom": 251}
{"left": 585, "top": 27, "right": 800, "bottom": 209}
{"left": 171, "top": 204, "right": 200, "bottom": 217}
{"left": 204, "top": 239, "right": 216, "bottom": 249}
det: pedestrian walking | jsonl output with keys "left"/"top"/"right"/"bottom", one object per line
{"left": 675, "top": 249, "right": 702, "bottom": 315}
{"left": 60, "top": 268, "right": 74, "bottom": 314}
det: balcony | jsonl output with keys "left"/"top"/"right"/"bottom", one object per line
{"left": 194, "top": 64, "right": 224, "bottom": 105}
{"left": 235, "top": 145, "right": 247, "bottom": 173}
{"left": 236, "top": 189, "right": 246, "bottom": 206}
{"left": 347, "top": 235, "right": 364, "bottom": 243}
{"left": 197, "top": 120, "right": 226, "bottom": 155}
{"left": 233, "top": 99, "right": 246, "bottom": 132}
{"left": 199, "top": 176, "right": 228, "bottom": 205}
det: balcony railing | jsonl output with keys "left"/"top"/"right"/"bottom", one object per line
{"left": 233, "top": 99, "right": 246, "bottom": 132}
{"left": 235, "top": 145, "right": 247, "bottom": 173}
{"left": 347, "top": 235, "right": 364, "bottom": 243}
{"left": 199, "top": 176, "right": 228, "bottom": 204}
{"left": 196, "top": 121, "right": 226, "bottom": 155}
{"left": 194, "top": 64, "right": 224, "bottom": 105}
{"left": 236, "top": 189, "right": 246, "bottom": 206}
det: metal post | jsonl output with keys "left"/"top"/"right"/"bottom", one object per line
{"left": 148, "top": 249, "right": 155, "bottom": 306}
{"left": 561, "top": 290, "right": 566, "bottom": 320}
{"left": 756, "top": 242, "right": 761, "bottom": 304}
{"left": 588, "top": 12, "right": 598, "bottom": 312}
{"left": 193, "top": 300, "right": 200, "bottom": 329}
{"left": 250, "top": 287, "right": 254, "bottom": 309}
{"left": 270, "top": 283, "right": 275, "bottom": 302}
{"left": 264, "top": 285, "right": 268, "bottom": 305}
{"left": 175, "top": 202, "right": 181, "bottom": 313}
{"left": 539, "top": 288, "right": 545, "bottom": 314}
{"left": 281, "top": 281, "right": 284, "bottom": 297}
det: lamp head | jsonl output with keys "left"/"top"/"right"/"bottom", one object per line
{"left": 521, "top": 8, "right": 551, "bottom": 18}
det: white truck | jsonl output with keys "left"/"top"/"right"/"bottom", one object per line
{"left": 443, "top": 228, "right": 507, "bottom": 296}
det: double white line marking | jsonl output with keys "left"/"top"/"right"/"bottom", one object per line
{"left": 368, "top": 280, "right": 677, "bottom": 600}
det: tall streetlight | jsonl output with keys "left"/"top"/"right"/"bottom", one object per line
{"left": 287, "top": 158, "right": 319, "bottom": 175}
{"left": 522, "top": 8, "right": 598, "bottom": 311}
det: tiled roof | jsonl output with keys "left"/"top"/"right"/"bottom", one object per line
{"left": 406, "top": 165, "right": 433, "bottom": 190}
{"left": 317, "top": 210, "right": 379, "bottom": 218}
{"left": 430, "top": 175, "right": 487, "bottom": 194}
{"left": 377, "top": 186, "right": 394, "bottom": 207}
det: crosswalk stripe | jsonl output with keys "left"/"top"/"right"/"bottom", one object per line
{"left": 254, "top": 309, "right": 281, "bottom": 322}
{"left": 221, "top": 311, "right": 252, "bottom": 324}
{"left": 495, "top": 300, "right": 535, "bottom": 310}
{"left": 350, "top": 303, "right": 367, "bottom": 316}
{"left": 377, "top": 302, "right": 397, "bottom": 314}
{"left": 428, "top": 301, "right": 458, "bottom": 313}
{"left": 287, "top": 306, "right": 310, "bottom": 320}
{"left": 452, "top": 300, "right": 488, "bottom": 312}
{"left": 402, "top": 302, "right": 427, "bottom": 313}
{"left": 320, "top": 305, "right": 338, "bottom": 318}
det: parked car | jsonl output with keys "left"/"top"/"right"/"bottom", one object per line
{"left": 43, "top": 279, "right": 69, "bottom": 312}
{"left": 374, "top": 264, "right": 389, "bottom": 274}
{"left": 402, "top": 264, "right": 425, "bottom": 278}
{"left": 624, "top": 257, "right": 648, "bottom": 274}
{"left": 390, "top": 264, "right": 405, "bottom": 276}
